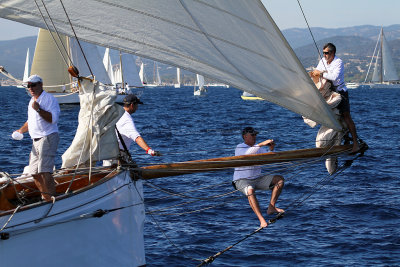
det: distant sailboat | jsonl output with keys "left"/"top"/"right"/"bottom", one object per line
{"left": 194, "top": 74, "right": 206, "bottom": 95}
{"left": 364, "top": 28, "right": 400, "bottom": 89}
{"left": 145, "top": 61, "right": 162, "bottom": 88}
{"left": 174, "top": 67, "right": 181, "bottom": 88}
{"left": 241, "top": 91, "right": 263, "bottom": 100}
{"left": 31, "top": 28, "right": 112, "bottom": 104}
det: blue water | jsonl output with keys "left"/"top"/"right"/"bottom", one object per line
{"left": 1, "top": 86, "right": 399, "bottom": 266}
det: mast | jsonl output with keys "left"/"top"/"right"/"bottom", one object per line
{"left": 119, "top": 51, "right": 125, "bottom": 89}
{"left": 380, "top": 28, "right": 383, "bottom": 83}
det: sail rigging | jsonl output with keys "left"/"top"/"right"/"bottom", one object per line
{"left": 0, "top": 0, "right": 341, "bottom": 130}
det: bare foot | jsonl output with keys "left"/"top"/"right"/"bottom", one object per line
{"left": 350, "top": 142, "right": 360, "bottom": 155}
{"left": 267, "top": 205, "right": 285, "bottom": 215}
{"left": 260, "top": 220, "right": 268, "bottom": 228}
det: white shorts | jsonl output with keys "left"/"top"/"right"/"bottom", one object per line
{"left": 234, "top": 174, "right": 274, "bottom": 196}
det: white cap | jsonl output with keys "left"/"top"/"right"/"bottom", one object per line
{"left": 26, "top": 74, "right": 43, "bottom": 83}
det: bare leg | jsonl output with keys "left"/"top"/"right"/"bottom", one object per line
{"left": 342, "top": 112, "right": 359, "bottom": 153}
{"left": 33, "top": 172, "right": 56, "bottom": 201}
{"left": 247, "top": 188, "right": 268, "bottom": 228}
{"left": 267, "top": 175, "right": 285, "bottom": 215}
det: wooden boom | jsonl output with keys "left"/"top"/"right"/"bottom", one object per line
{"left": 139, "top": 145, "right": 352, "bottom": 179}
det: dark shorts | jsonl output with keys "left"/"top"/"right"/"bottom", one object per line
{"left": 336, "top": 90, "right": 350, "bottom": 114}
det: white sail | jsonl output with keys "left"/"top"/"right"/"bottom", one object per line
{"left": 69, "top": 38, "right": 111, "bottom": 85}
{"left": 156, "top": 63, "right": 162, "bottom": 85}
{"left": 197, "top": 74, "right": 205, "bottom": 89}
{"left": 30, "top": 28, "right": 71, "bottom": 92}
{"left": 370, "top": 28, "right": 399, "bottom": 83}
{"left": 121, "top": 53, "right": 143, "bottom": 87}
{"left": 0, "top": 1, "right": 341, "bottom": 127}
{"left": 139, "top": 61, "right": 146, "bottom": 84}
{"left": 381, "top": 30, "right": 399, "bottom": 81}
{"left": 23, "top": 48, "right": 30, "bottom": 82}
{"left": 103, "top": 48, "right": 115, "bottom": 84}
{"left": 175, "top": 67, "right": 181, "bottom": 87}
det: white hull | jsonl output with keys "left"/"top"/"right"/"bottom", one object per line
{"left": 0, "top": 170, "right": 146, "bottom": 267}
{"left": 368, "top": 83, "right": 400, "bottom": 89}
{"left": 52, "top": 92, "right": 80, "bottom": 104}
{"left": 193, "top": 89, "right": 206, "bottom": 96}
{"left": 174, "top": 84, "right": 181, "bottom": 88}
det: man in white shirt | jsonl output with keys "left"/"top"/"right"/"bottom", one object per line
{"left": 104, "top": 94, "right": 160, "bottom": 166}
{"left": 16, "top": 75, "right": 60, "bottom": 201}
{"left": 233, "top": 127, "right": 284, "bottom": 228}
{"left": 312, "top": 43, "right": 360, "bottom": 153}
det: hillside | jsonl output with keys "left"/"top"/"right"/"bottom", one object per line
{"left": 1, "top": 25, "right": 400, "bottom": 83}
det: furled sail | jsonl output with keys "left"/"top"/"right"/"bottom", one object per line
{"left": 61, "top": 78, "right": 124, "bottom": 168}
{"left": 0, "top": 0, "right": 341, "bottom": 129}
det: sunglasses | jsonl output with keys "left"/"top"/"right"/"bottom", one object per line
{"left": 323, "top": 51, "right": 331, "bottom": 55}
{"left": 27, "top": 82, "right": 39, "bottom": 88}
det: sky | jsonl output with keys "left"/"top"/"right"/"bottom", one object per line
{"left": 0, "top": 0, "right": 399, "bottom": 40}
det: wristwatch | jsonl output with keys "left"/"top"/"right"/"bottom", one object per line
{"left": 36, "top": 107, "right": 41, "bottom": 113}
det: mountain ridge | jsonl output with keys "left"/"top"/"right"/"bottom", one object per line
{"left": 1, "top": 25, "right": 399, "bottom": 83}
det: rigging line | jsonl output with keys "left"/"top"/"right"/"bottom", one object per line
{"left": 364, "top": 30, "right": 382, "bottom": 83}
{"left": 196, "top": 212, "right": 284, "bottom": 267}
{"left": 34, "top": 0, "right": 70, "bottom": 67}
{"left": 296, "top": 0, "right": 327, "bottom": 71}
{"left": 58, "top": 0, "right": 94, "bottom": 77}
{"left": 0, "top": 205, "right": 21, "bottom": 233}
{"left": 132, "top": 179, "right": 203, "bottom": 262}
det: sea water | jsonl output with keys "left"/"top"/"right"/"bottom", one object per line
{"left": 0, "top": 86, "right": 399, "bottom": 266}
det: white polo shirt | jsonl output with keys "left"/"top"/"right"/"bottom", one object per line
{"left": 233, "top": 143, "right": 268, "bottom": 181}
{"left": 28, "top": 90, "right": 60, "bottom": 139}
{"left": 115, "top": 111, "right": 141, "bottom": 149}
{"left": 316, "top": 56, "right": 348, "bottom": 92}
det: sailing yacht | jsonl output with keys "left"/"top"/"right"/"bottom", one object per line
{"left": 193, "top": 74, "right": 206, "bottom": 95}
{"left": 0, "top": 1, "right": 367, "bottom": 266}
{"left": 364, "top": 28, "right": 400, "bottom": 89}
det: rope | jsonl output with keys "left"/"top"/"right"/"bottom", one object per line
{"left": 296, "top": 0, "right": 327, "bottom": 71}
{"left": 34, "top": 0, "right": 71, "bottom": 67}
{"left": 59, "top": 0, "right": 94, "bottom": 77}
{"left": 196, "top": 212, "right": 284, "bottom": 266}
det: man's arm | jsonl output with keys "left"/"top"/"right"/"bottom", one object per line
{"left": 17, "top": 121, "right": 28, "bottom": 134}
{"left": 32, "top": 101, "right": 53, "bottom": 123}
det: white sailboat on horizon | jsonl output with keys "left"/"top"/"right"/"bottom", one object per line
{"left": 364, "top": 27, "right": 400, "bottom": 89}
{"left": 193, "top": 74, "right": 206, "bottom": 95}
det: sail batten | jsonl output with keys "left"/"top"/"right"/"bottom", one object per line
{"left": 0, "top": 0, "right": 341, "bottom": 129}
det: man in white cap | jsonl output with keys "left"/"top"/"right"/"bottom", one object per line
{"left": 15, "top": 75, "right": 60, "bottom": 201}
{"left": 233, "top": 127, "right": 285, "bottom": 228}
{"left": 104, "top": 94, "right": 159, "bottom": 166}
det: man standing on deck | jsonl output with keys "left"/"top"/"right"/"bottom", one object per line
{"left": 312, "top": 43, "right": 360, "bottom": 153}
{"left": 104, "top": 94, "right": 160, "bottom": 166}
{"left": 15, "top": 75, "right": 60, "bottom": 201}
{"left": 233, "top": 127, "right": 285, "bottom": 228}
